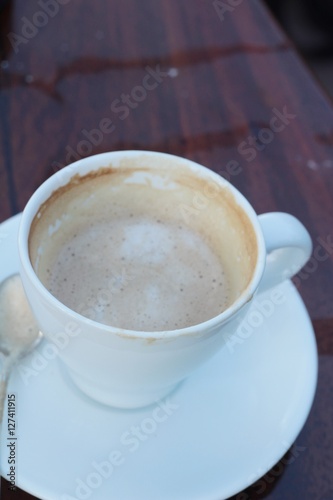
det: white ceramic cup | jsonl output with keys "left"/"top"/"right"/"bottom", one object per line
{"left": 18, "top": 151, "right": 312, "bottom": 408}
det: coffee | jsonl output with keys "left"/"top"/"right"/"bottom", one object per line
{"left": 29, "top": 158, "right": 257, "bottom": 331}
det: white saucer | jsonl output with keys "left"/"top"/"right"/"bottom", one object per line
{"left": 0, "top": 214, "right": 318, "bottom": 500}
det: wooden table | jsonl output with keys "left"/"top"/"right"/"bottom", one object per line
{"left": 1, "top": 0, "right": 333, "bottom": 498}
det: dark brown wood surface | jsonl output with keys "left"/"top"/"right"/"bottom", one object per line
{"left": 1, "top": 1, "right": 333, "bottom": 499}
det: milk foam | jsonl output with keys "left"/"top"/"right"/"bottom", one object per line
{"left": 46, "top": 215, "right": 229, "bottom": 330}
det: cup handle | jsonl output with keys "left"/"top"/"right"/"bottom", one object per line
{"left": 257, "top": 212, "right": 312, "bottom": 294}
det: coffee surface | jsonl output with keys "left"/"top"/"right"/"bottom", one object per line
{"left": 29, "top": 163, "right": 256, "bottom": 331}
{"left": 45, "top": 215, "right": 229, "bottom": 330}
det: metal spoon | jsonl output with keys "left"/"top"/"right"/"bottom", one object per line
{"left": 0, "top": 274, "right": 42, "bottom": 424}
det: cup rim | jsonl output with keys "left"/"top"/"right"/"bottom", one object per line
{"left": 18, "top": 150, "right": 266, "bottom": 339}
